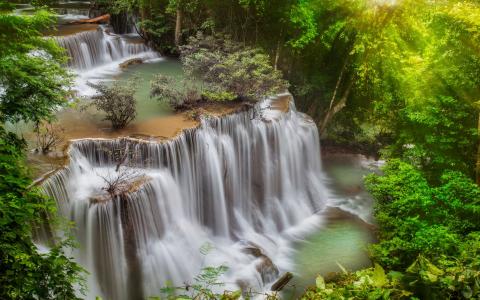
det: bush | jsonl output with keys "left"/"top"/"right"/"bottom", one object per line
{"left": 180, "top": 33, "right": 289, "bottom": 102}
{"left": 151, "top": 34, "right": 288, "bottom": 111}
{"left": 150, "top": 74, "right": 203, "bottom": 110}
{"left": 88, "top": 80, "right": 137, "bottom": 129}
{"left": 365, "top": 160, "right": 480, "bottom": 268}
{"left": 305, "top": 160, "right": 480, "bottom": 299}
{"left": 303, "top": 264, "right": 412, "bottom": 300}
{"left": 304, "top": 160, "right": 480, "bottom": 299}
{"left": 362, "top": 160, "right": 480, "bottom": 298}
{"left": 0, "top": 128, "right": 85, "bottom": 299}
{"left": 384, "top": 96, "right": 478, "bottom": 181}
{"left": 33, "top": 121, "right": 64, "bottom": 154}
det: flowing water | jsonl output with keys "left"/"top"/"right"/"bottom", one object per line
{"left": 42, "top": 2, "right": 161, "bottom": 96}
{"left": 55, "top": 25, "right": 161, "bottom": 96}
{"left": 55, "top": 27, "right": 152, "bottom": 70}
{"left": 41, "top": 98, "right": 333, "bottom": 299}
{"left": 287, "top": 154, "right": 379, "bottom": 297}
{"left": 24, "top": 2, "right": 378, "bottom": 298}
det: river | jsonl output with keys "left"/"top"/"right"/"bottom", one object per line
{"left": 15, "top": 2, "right": 378, "bottom": 299}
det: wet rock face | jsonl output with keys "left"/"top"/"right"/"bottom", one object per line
{"left": 89, "top": 175, "right": 150, "bottom": 204}
{"left": 242, "top": 243, "right": 280, "bottom": 285}
{"left": 256, "top": 255, "right": 280, "bottom": 284}
{"left": 86, "top": 177, "right": 153, "bottom": 299}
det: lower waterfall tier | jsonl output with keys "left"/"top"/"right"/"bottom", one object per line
{"left": 40, "top": 96, "right": 331, "bottom": 299}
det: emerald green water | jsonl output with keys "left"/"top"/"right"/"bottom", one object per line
{"left": 8, "top": 59, "right": 184, "bottom": 139}
{"left": 288, "top": 154, "right": 378, "bottom": 297}
{"left": 114, "top": 58, "right": 183, "bottom": 121}
{"left": 292, "top": 221, "right": 373, "bottom": 286}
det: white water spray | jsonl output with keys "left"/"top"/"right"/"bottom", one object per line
{"left": 41, "top": 97, "right": 332, "bottom": 299}
{"left": 54, "top": 25, "right": 160, "bottom": 96}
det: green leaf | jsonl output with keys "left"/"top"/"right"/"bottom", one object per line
{"left": 372, "top": 263, "right": 388, "bottom": 288}
{"left": 316, "top": 275, "right": 326, "bottom": 290}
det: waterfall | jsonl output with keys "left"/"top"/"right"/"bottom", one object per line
{"left": 54, "top": 24, "right": 161, "bottom": 96}
{"left": 41, "top": 96, "right": 331, "bottom": 299}
{"left": 55, "top": 25, "right": 156, "bottom": 70}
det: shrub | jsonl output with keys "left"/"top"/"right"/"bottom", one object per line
{"left": 302, "top": 264, "right": 412, "bottom": 300}
{"left": 150, "top": 74, "right": 202, "bottom": 110}
{"left": 180, "top": 33, "right": 289, "bottom": 101}
{"left": 365, "top": 160, "right": 480, "bottom": 268}
{"left": 151, "top": 34, "right": 288, "bottom": 110}
{"left": 88, "top": 80, "right": 137, "bottom": 129}
{"left": 33, "top": 121, "right": 64, "bottom": 154}
{"left": 304, "top": 160, "right": 480, "bottom": 300}
{"left": 0, "top": 128, "right": 85, "bottom": 299}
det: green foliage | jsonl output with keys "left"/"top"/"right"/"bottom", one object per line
{"left": 305, "top": 159, "right": 480, "bottom": 299}
{"left": 0, "top": 7, "right": 71, "bottom": 123}
{"left": 137, "top": 12, "right": 171, "bottom": 48}
{"left": 363, "top": 160, "right": 480, "bottom": 298}
{"left": 158, "top": 243, "right": 239, "bottom": 300}
{"left": 365, "top": 160, "right": 480, "bottom": 268}
{"left": 383, "top": 96, "right": 478, "bottom": 182}
{"left": 287, "top": 1, "right": 318, "bottom": 49}
{"left": 302, "top": 264, "right": 412, "bottom": 299}
{"left": 151, "top": 33, "right": 288, "bottom": 109}
{"left": 88, "top": 80, "right": 138, "bottom": 129}
{"left": 0, "top": 128, "right": 85, "bottom": 299}
{"left": 180, "top": 33, "right": 288, "bottom": 102}
{"left": 0, "top": 6, "right": 84, "bottom": 299}
{"left": 0, "top": 1, "right": 14, "bottom": 11}
{"left": 150, "top": 74, "right": 203, "bottom": 110}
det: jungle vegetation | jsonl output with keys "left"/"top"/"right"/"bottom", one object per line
{"left": 1, "top": 0, "right": 480, "bottom": 299}
{"left": 0, "top": 3, "right": 85, "bottom": 299}
{"left": 82, "top": 0, "right": 480, "bottom": 298}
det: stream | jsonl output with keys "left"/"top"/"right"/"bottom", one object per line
{"left": 16, "top": 2, "right": 379, "bottom": 299}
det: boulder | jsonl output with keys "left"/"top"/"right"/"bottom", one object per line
{"left": 119, "top": 58, "right": 143, "bottom": 69}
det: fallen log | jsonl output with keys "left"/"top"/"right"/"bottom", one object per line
{"left": 70, "top": 14, "right": 110, "bottom": 24}
{"left": 270, "top": 272, "right": 293, "bottom": 291}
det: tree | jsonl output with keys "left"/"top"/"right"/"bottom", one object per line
{"left": 384, "top": 96, "right": 477, "bottom": 182}
{"left": 180, "top": 33, "right": 288, "bottom": 101}
{"left": 166, "top": 0, "right": 201, "bottom": 47}
{"left": 367, "top": 0, "right": 480, "bottom": 181}
{"left": 34, "top": 121, "right": 65, "bottom": 154}
{"left": 0, "top": 8, "right": 71, "bottom": 124}
{"left": 150, "top": 34, "right": 288, "bottom": 109}
{"left": 0, "top": 5, "right": 84, "bottom": 298}
{"left": 88, "top": 80, "right": 138, "bottom": 129}
{"left": 0, "top": 128, "right": 85, "bottom": 299}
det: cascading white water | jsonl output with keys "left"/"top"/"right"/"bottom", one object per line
{"left": 55, "top": 25, "right": 156, "bottom": 70}
{"left": 54, "top": 25, "right": 161, "bottom": 96}
{"left": 41, "top": 96, "right": 331, "bottom": 299}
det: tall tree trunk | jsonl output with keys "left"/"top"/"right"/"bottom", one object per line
{"left": 274, "top": 39, "right": 281, "bottom": 70}
{"left": 175, "top": 8, "right": 182, "bottom": 47}
{"left": 319, "top": 79, "right": 353, "bottom": 135}
{"left": 319, "top": 58, "right": 350, "bottom": 135}
{"left": 274, "top": 28, "right": 284, "bottom": 70}
{"left": 476, "top": 112, "right": 480, "bottom": 185}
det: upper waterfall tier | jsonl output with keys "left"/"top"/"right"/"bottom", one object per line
{"left": 55, "top": 25, "right": 156, "bottom": 70}
{"left": 41, "top": 96, "right": 330, "bottom": 300}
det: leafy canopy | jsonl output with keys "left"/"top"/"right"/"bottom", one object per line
{"left": 0, "top": 6, "right": 71, "bottom": 123}
{"left": 0, "top": 4, "right": 84, "bottom": 299}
